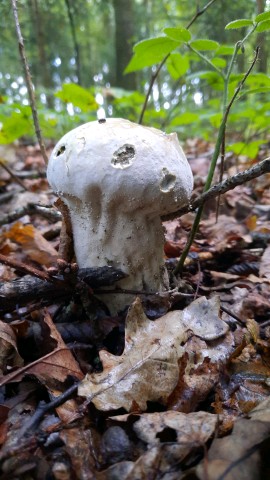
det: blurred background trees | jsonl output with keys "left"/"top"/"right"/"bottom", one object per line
{"left": 0, "top": 0, "right": 269, "bottom": 155}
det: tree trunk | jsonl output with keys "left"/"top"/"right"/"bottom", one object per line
{"left": 113, "top": 0, "right": 137, "bottom": 90}
{"left": 31, "top": 0, "right": 54, "bottom": 107}
{"left": 64, "top": 0, "right": 82, "bottom": 85}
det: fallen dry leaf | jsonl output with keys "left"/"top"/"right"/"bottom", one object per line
{"left": 0, "top": 311, "right": 84, "bottom": 387}
{"left": 78, "top": 296, "right": 231, "bottom": 411}
{"left": 259, "top": 245, "right": 270, "bottom": 279}
{"left": 116, "top": 410, "right": 219, "bottom": 448}
{"left": 200, "top": 214, "right": 251, "bottom": 252}
{"left": 97, "top": 410, "right": 219, "bottom": 480}
{"left": 0, "top": 320, "right": 23, "bottom": 373}
{"left": 4, "top": 221, "right": 58, "bottom": 266}
{"left": 196, "top": 417, "right": 270, "bottom": 480}
{"left": 60, "top": 425, "right": 97, "bottom": 479}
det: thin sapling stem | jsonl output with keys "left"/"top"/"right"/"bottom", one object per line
{"left": 10, "top": 0, "right": 48, "bottom": 166}
{"left": 174, "top": 46, "right": 260, "bottom": 275}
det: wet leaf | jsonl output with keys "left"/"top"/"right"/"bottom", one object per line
{"left": 78, "top": 296, "right": 230, "bottom": 411}
{"left": 0, "top": 311, "right": 84, "bottom": 387}
{"left": 0, "top": 320, "right": 23, "bottom": 373}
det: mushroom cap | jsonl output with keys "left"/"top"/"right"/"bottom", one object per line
{"left": 47, "top": 118, "right": 193, "bottom": 216}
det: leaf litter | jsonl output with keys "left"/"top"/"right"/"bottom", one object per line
{"left": 0, "top": 142, "right": 270, "bottom": 478}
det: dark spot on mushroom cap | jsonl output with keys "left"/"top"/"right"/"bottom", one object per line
{"left": 111, "top": 144, "right": 135, "bottom": 169}
{"left": 56, "top": 145, "right": 66, "bottom": 157}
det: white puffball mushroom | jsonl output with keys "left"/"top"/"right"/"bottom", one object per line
{"left": 47, "top": 118, "right": 193, "bottom": 313}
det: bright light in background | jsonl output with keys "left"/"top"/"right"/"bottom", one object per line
{"left": 152, "top": 84, "right": 159, "bottom": 102}
{"left": 95, "top": 92, "right": 104, "bottom": 105}
{"left": 97, "top": 107, "right": 106, "bottom": 119}
{"left": 19, "top": 86, "right": 27, "bottom": 95}
{"left": 163, "top": 102, "right": 170, "bottom": 110}
{"left": 11, "top": 82, "right": 18, "bottom": 89}
{"left": 67, "top": 103, "right": 74, "bottom": 115}
{"left": 40, "top": 93, "right": 47, "bottom": 104}
{"left": 193, "top": 92, "right": 203, "bottom": 105}
{"left": 53, "top": 57, "right": 62, "bottom": 67}
{"left": 93, "top": 73, "right": 103, "bottom": 82}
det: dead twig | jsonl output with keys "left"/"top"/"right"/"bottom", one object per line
{"left": 0, "top": 159, "right": 27, "bottom": 191}
{"left": 0, "top": 253, "right": 52, "bottom": 282}
{"left": 161, "top": 156, "right": 270, "bottom": 221}
{"left": 0, "top": 203, "right": 61, "bottom": 226}
{"left": 19, "top": 382, "right": 79, "bottom": 438}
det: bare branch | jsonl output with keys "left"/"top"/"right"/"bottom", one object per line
{"left": 162, "top": 156, "right": 270, "bottom": 222}
{"left": 10, "top": 0, "right": 48, "bottom": 166}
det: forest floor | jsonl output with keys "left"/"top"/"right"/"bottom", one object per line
{"left": 0, "top": 139, "right": 270, "bottom": 479}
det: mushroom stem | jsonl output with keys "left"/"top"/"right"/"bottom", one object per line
{"left": 67, "top": 200, "right": 168, "bottom": 312}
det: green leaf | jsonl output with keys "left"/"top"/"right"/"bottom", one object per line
{"left": 189, "top": 39, "right": 219, "bottom": 51}
{"left": 166, "top": 53, "right": 189, "bottom": 80}
{"left": 163, "top": 27, "right": 191, "bottom": 42}
{"left": 256, "top": 19, "right": 270, "bottom": 32}
{"left": 0, "top": 109, "right": 33, "bottom": 144}
{"left": 225, "top": 19, "right": 253, "bottom": 29}
{"left": 255, "top": 11, "right": 270, "bottom": 23}
{"left": 216, "top": 45, "right": 235, "bottom": 55}
{"left": 240, "top": 87, "right": 270, "bottom": 97}
{"left": 125, "top": 37, "right": 180, "bottom": 73}
{"left": 229, "top": 140, "right": 263, "bottom": 158}
{"left": 55, "top": 83, "right": 98, "bottom": 112}
{"left": 211, "top": 57, "right": 227, "bottom": 68}
{"left": 246, "top": 73, "right": 270, "bottom": 87}
{"left": 208, "top": 112, "right": 223, "bottom": 128}
{"left": 198, "top": 71, "right": 224, "bottom": 90}
{"left": 170, "top": 112, "right": 199, "bottom": 126}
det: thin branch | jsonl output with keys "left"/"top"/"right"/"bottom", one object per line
{"left": 0, "top": 203, "right": 61, "bottom": 226}
{"left": 138, "top": 0, "right": 218, "bottom": 124}
{"left": 19, "top": 383, "right": 79, "bottom": 438}
{"left": 0, "top": 253, "right": 52, "bottom": 282}
{"left": 162, "top": 156, "right": 270, "bottom": 222}
{"left": 10, "top": 0, "right": 48, "bottom": 166}
{"left": 0, "top": 159, "right": 28, "bottom": 191}
{"left": 186, "top": 0, "right": 219, "bottom": 29}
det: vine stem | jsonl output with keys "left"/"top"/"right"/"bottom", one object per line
{"left": 138, "top": 0, "right": 219, "bottom": 124}
{"left": 10, "top": 0, "right": 48, "bottom": 166}
{"left": 174, "top": 46, "right": 260, "bottom": 275}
